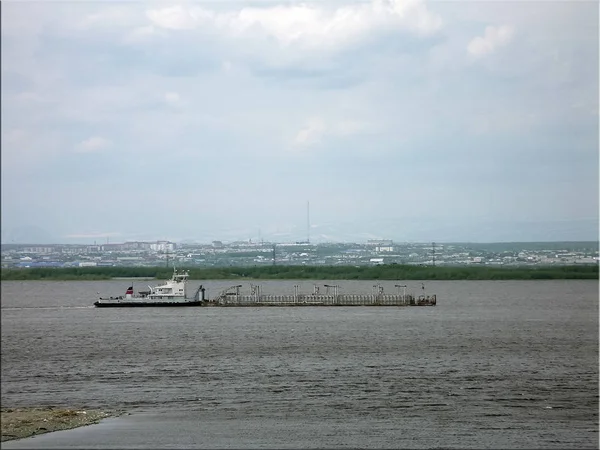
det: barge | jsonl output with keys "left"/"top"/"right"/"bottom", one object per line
{"left": 95, "top": 269, "right": 436, "bottom": 308}
{"left": 205, "top": 283, "right": 436, "bottom": 307}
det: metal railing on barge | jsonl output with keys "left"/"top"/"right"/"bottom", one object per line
{"left": 204, "top": 283, "right": 436, "bottom": 307}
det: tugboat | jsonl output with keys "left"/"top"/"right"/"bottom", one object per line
{"left": 94, "top": 268, "right": 205, "bottom": 307}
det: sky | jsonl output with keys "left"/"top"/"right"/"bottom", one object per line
{"left": 1, "top": 0, "right": 598, "bottom": 244}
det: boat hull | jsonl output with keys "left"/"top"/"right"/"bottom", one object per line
{"left": 94, "top": 301, "right": 204, "bottom": 308}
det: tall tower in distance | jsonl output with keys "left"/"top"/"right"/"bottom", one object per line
{"left": 295, "top": 201, "right": 311, "bottom": 245}
{"left": 307, "top": 200, "right": 310, "bottom": 244}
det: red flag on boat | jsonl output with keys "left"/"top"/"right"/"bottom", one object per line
{"left": 125, "top": 286, "right": 134, "bottom": 295}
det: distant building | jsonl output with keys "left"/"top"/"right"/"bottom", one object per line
{"left": 79, "top": 262, "right": 97, "bottom": 267}
{"left": 18, "top": 261, "right": 63, "bottom": 268}
{"left": 367, "top": 239, "right": 393, "bottom": 247}
{"left": 150, "top": 241, "right": 175, "bottom": 252}
{"left": 122, "top": 241, "right": 151, "bottom": 250}
{"left": 101, "top": 243, "right": 122, "bottom": 252}
{"left": 23, "top": 246, "right": 55, "bottom": 254}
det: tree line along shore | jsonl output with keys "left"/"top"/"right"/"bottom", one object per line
{"left": 1, "top": 264, "right": 597, "bottom": 281}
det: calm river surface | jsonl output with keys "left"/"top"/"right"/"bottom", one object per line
{"left": 1, "top": 279, "right": 598, "bottom": 449}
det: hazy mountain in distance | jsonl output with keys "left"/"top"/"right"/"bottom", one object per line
{"left": 2, "top": 218, "right": 597, "bottom": 245}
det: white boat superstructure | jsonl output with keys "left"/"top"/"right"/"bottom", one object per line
{"left": 146, "top": 268, "right": 188, "bottom": 299}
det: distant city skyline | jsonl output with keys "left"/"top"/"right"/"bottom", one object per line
{"left": 3, "top": 238, "right": 597, "bottom": 271}
{"left": 1, "top": 1, "right": 598, "bottom": 246}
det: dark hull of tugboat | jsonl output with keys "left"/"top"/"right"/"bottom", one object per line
{"left": 94, "top": 301, "right": 204, "bottom": 308}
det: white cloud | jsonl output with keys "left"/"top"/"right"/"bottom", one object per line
{"left": 145, "top": 5, "right": 206, "bottom": 31}
{"left": 124, "top": 25, "right": 164, "bottom": 44}
{"left": 294, "top": 118, "right": 327, "bottom": 146}
{"left": 145, "top": 0, "right": 442, "bottom": 51}
{"left": 78, "top": 6, "right": 143, "bottom": 30}
{"left": 164, "top": 91, "right": 181, "bottom": 105}
{"left": 293, "top": 117, "right": 374, "bottom": 147}
{"left": 76, "top": 136, "right": 112, "bottom": 153}
{"left": 467, "top": 25, "right": 515, "bottom": 57}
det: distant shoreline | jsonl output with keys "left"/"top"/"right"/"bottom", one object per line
{"left": 1, "top": 265, "right": 597, "bottom": 281}
{"left": 112, "top": 277, "right": 156, "bottom": 280}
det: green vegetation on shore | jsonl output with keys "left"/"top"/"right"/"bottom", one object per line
{"left": 1, "top": 264, "right": 597, "bottom": 281}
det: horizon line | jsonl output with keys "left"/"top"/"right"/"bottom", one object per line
{"left": 2, "top": 239, "right": 599, "bottom": 246}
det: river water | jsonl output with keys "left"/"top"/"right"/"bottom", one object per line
{"left": 1, "top": 279, "right": 598, "bottom": 449}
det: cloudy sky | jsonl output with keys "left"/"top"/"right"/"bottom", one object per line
{"left": 1, "top": 0, "right": 598, "bottom": 244}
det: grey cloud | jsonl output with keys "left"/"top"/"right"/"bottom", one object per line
{"left": 1, "top": 69, "right": 36, "bottom": 92}
{"left": 250, "top": 64, "right": 367, "bottom": 90}
{"left": 35, "top": 35, "right": 221, "bottom": 85}
{"left": 1, "top": 1, "right": 597, "bottom": 244}
{"left": 246, "top": 31, "right": 445, "bottom": 87}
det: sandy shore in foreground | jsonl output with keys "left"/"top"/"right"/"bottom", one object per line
{"left": 1, "top": 407, "right": 116, "bottom": 442}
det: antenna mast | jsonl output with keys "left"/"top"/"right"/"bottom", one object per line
{"left": 307, "top": 200, "right": 310, "bottom": 244}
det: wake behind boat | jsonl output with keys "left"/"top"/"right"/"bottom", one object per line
{"left": 94, "top": 269, "right": 205, "bottom": 307}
